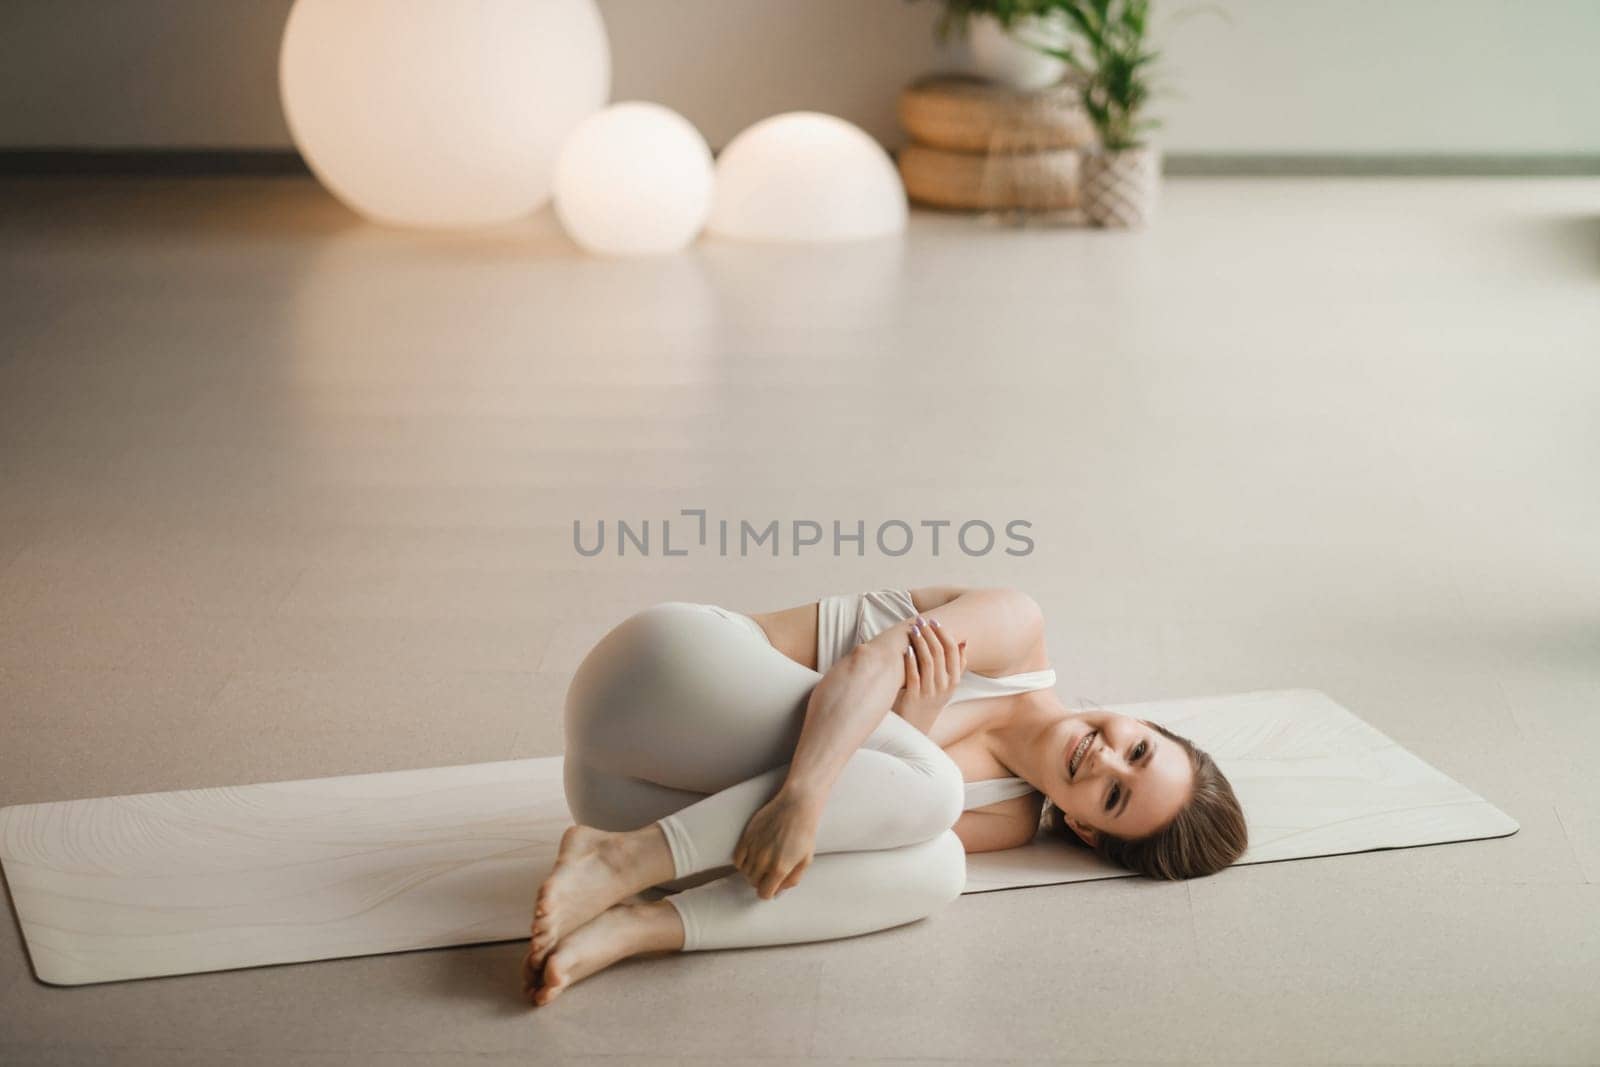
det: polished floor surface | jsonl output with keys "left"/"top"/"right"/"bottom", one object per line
{"left": 0, "top": 175, "right": 1596, "bottom": 1065}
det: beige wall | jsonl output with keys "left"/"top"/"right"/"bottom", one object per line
{"left": 2, "top": 0, "right": 1597, "bottom": 154}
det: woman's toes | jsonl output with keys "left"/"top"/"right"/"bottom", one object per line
{"left": 535, "top": 957, "right": 567, "bottom": 1005}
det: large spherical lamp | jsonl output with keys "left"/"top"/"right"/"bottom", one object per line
{"left": 553, "top": 102, "right": 714, "bottom": 256}
{"left": 707, "top": 112, "right": 907, "bottom": 243}
{"left": 279, "top": 0, "right": 610, "bottom": 230}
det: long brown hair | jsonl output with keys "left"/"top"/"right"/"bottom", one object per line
{"left": 1040, "top": 719, "right": 1247, "bottom": 880}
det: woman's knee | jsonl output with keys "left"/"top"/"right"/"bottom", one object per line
{"left": 910, "top": 744, "right": 967, "bottom": 837}
{"left": 904, "top": 830, "right": 968, "bottom": 915}
{"left": 866, "top": 717, "right": 968, "bottom": 838}
{"left": 929, "top": 829, "right": 968, "bottom": 904}
{"left": 887, "top": 744, "right": 966, "bottom": 844}
{"left": 935, "top": 749, "right": 968, "bottom": 831}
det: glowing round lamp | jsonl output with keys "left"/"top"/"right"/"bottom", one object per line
{"left": 707, "top": 112, "right": 908, "bottom": 243}
{"left": 279, "top": 0, "right": 610, "bottom": 230}
{"left": 553, "top": 102, "right": 713, "bottom": 256}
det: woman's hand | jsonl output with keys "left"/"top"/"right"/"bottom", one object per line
{"left": 891, "top": 616, "right": 968, "bottom": 736}
{"left": 732, "top": 787, "right": 824, "bottom": 900}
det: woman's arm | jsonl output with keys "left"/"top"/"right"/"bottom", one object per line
{"left": 953, "top": 807, "right": 1041, "bottom": 853}
{"left": 779, "top": 642, "right": 905, "bottom": 798}
{"left": 734, "top": 587, "right": 1045, "bottom": 896}
{"left": 781, "top": 586, "right": 1044, "bottom": 795}
{"left": 733, "top": 644, "right": 906, "bottom": 897}
{"left": 872, "top": 586, "right": 1047, "bottom": 678}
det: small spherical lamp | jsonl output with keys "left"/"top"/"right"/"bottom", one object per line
{"left": 552, "top": 102, "right": 714, "bottom": 256}
{"left": 707, "top": 112, "right": 908, "bottom": 243}
{"left": 279, "top": 0, "right": 610, "bottom": 230}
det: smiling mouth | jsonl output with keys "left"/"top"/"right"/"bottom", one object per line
{"left": 1068, "top": 730, "right": 1095, "bottom": 780}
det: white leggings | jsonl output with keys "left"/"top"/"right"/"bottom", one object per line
{"left": 562, "top": 601, "right": 968, "bottom": 952}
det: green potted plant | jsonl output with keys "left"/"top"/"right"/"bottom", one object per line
{"left": 920, "top": 0, "right": 1073, "bottom": 90}
{"left": 1040, "top": 0, "right": 1162, "bottom": 226}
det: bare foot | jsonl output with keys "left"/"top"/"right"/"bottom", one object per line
{"left": 527, "top": 825, "right": 610, "bottom": 967}
{"left": 522, "top": 826, "right": 597, "bottom": 995}
{"left": 527, "top": 824, "right": 672, "bottom": 970}
{"left": 554, "top": 822, "right": 604, "bottom": 868}
{"left": 528, "top": 900, "right": 682, "bottom": 1007}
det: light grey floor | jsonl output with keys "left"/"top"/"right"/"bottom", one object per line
{"left": 0, "top": 175, "right": 1596, "bottom": 1066}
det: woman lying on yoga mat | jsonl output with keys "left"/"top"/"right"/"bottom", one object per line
{"left": 522, "top": 586, "right": 1247, "bottom": 1006}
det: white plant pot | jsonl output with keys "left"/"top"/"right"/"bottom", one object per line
{"left": 1080, "top": 145, "right": 1162, "bottom": 228}
{"left": 967, "top": 13, "right": 1070, "bottom": 91}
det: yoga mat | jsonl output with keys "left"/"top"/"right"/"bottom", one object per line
{"left": 0, "top": 689, "right": 1516, "bottom": 986}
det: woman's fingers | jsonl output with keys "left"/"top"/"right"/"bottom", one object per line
{"left": 910, "top": 620, "right": 942, "bottom": 691}
{"left": 907, "top": 625, "right": 925, "bottom": 690}
{"left": 903, "top": 638, "right": 919, "bottom": 689}
{"left": 931, "top": 621, "right": 960, "bottom": 686}
{"left": 738, "top": 849, "right": 808, "bottom": 898}
{"left": 919, "top": 618, "right": 947, "bottom": 687}
{"left": 777, "top": 857, "right": 810, "bottom": 894}
{"left": 738, "top": 847, "right": 815, "bottom": 896}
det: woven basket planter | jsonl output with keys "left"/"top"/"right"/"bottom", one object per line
{"left": 899, "top": 142, "right": 1079, "bottom": 212}
{"left": 1079, "top": 146, "right": 1161, "bottom": 228}
{"left": 898, "top": 74, "right": 1091, "bottom": 155}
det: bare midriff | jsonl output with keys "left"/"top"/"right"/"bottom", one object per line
{"left": 745, "top": 601, "right": 821, "bottom": 671}
{"left": 745, "top": 588, "right": 954, "bottom": 672}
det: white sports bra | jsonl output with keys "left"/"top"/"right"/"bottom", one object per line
{"left": 815, "top": 588, "right": 1053, "bottom": 812}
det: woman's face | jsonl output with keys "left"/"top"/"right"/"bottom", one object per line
{"left": 1044, "top": 711, "right": 1194, "bottom": 844}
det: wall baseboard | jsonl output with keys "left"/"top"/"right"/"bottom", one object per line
{"left": 3, "top": 148, "right": 1598, "bottom": 179}
{"left": 0, "top": 150, "right": 311, "bottom": 176}
{"left": 1163, "top": 153, "right": 1600, "bottom": 177}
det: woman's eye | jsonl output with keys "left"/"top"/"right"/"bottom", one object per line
{"left": 1133, "top": 741, "right": 1147, "bottom": 760}
{"left": 1105, "top": 784, "right": 1120, "bottom": 812}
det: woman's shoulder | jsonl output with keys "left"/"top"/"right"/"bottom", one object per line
{"left": 904, "top": 586, "right": 1049, "bottom": 674}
